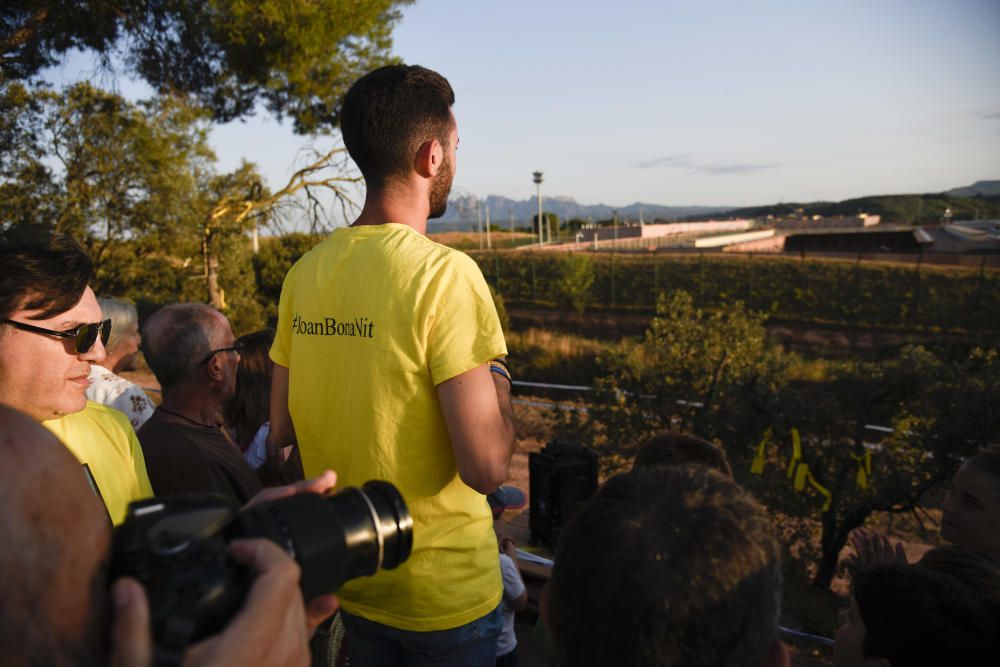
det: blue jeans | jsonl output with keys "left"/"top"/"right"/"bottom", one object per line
{"left": 341, "top": 604, "right": 503, "bottom": 667}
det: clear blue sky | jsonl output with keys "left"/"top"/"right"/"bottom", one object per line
{"left": 48, "top": 0, "right": 1000, "bottom": 209}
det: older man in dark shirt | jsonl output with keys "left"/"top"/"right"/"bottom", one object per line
{"left": 139, "top": 303, "right": 261, "bottom": 504}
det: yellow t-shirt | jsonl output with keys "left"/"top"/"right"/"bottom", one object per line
{"left": 43, "top": 401, "right": 154, "bottom": 525}
{"left": 271, "top": 223, "right": 507, "bottom": 631}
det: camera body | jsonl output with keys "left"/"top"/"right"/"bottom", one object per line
{"left": 111, "top": 481, "right": 413, "bottom": 659}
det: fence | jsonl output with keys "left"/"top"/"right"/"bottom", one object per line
{"left": 472, "top": 250, "right": 1000, "bottom": 334}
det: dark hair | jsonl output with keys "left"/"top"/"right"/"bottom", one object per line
{"left": 632, "top": 432, "right": 733, "bottom": 477}
{"left": 853, "top": 563, "right": 999, "bottom": 665}
{"left": 0, "top": 233, "right": 93, "bottom": 321}
{"left": 141, "top": 303, "right": 216, "bottom": 390}
{"left": 549, "top": 466, "right": 782, "bottom": 667}
{"left": 966, "top": 445, "right": 1000, "bottom": 497}
{"left": 224, "top": 329, "right": 275, "bottom": 449}
{"left": 340, "top": 64, "right": 455, "bottom": 185}
{"left": 916, "top": 545, "right": 1000, "bottom": 621}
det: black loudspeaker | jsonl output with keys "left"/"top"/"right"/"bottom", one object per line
{"left": 529, "top": 440, "right": 599, "bottom": 548}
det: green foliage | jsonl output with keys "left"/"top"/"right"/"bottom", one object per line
{"left": 552, "top": 253, "right": 596, "bottom": 315}
{"left": 1, "top": 0, "right": 412, "bottom": 133}
{"left": 566, "top": 290, "right": 779, "bottom": 460}
{"left": 488, "top": 283, "right": 510, "bottom": 335}
{"left": 724, "top": 194, "right": 1000, "bottom": 224}
{"left": 471, "top": 251, "right": 1000, "bottom": 335}
{"left": 252, "top": 233, "right": 324, "bottom": 324}
{"left": 560, "top": 288, "right": 1000, "bottom": 587}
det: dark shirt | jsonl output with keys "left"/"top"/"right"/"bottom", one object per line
{"left": 138, "top": 409, "right": 262, "bottom": 505}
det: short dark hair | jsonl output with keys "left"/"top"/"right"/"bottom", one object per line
{"left": 549, "top": 466, "right": 782, "bottom": 667}
{"left": 0, "top": 233, "right": 93, "bottom": 321}
{"left": 966, "top": 445, "right": 1000, "bottom": 498}
{"left": 632, "top": 431, "right": 733, "bottom": 477}
{"left": 340, "top": 64, "right": 455, "bottom": 185}
{"left": 853, "top": 562, "right": 999, "bottom": 665}
{"left": 142, "top": 303, "right": 217, "bottom": 390}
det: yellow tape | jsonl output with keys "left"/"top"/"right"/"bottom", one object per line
{"left": 807, "top": 471, "right": 833, "bottom": 512}
{"left": 750, "top": 428, "right": 771, "bottom": 475}
{"left": 786, "top": 428, "right": 802, "bottom": 478}
{"left": 850, "top": 450, "right": 872, "bottom": 489}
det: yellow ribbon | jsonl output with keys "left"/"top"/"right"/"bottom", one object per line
{"left": 806, "top": 470, "right": 833, "bottom": 512}
{"left": 786, "top": 428, "right": 802, "bottom": 479}
{"left": 750, "top": 428, "right": 771, "bottom": 475}
{"left": 851, "top": 450, "right": 872, "bottom": 489}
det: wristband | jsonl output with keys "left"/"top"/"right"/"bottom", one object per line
{"left": 489, "top": 361, "right": 512, "bottom": 385}
{"left": 491, "top": 357, "right": 510, "bottom": 373}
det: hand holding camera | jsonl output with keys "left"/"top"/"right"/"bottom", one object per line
{"left": 110, "top": 476, "right": 413, "bottom": 666}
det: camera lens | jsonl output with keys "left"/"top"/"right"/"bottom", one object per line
{"left": 236, "top": 480, "right": 414, "bottom": 601}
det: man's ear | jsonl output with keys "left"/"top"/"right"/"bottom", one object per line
{"left": 762, "top": 640, "right": 789, "bottom": 667}
{"left": 414, "top": 138, "right": 444, "bottom": 178}
{"left": 205, "top": 355, "right": 225, "bottom": 382}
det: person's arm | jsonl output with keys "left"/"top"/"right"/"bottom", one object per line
{"left": 268, "top": 363, "right": 296, "bottom": 449}
{"left": 437, "top": 362, "right": 515, "bottom": 494}
{"left": 501, "top": 538, "right": 529, "bottom": 612}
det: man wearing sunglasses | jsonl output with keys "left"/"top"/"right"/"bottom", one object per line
{"left": 0, "top": 233, "right": 153, "bottom": 525}
{"left": 137, "top": 303, "right": 262, "bottom": 504}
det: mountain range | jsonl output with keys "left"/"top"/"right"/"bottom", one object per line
{"left": 429, "top": 180, "right": 1000, "bottom": 231}
{"left": 430, "top": 194, "right": 731, "bottom": 231}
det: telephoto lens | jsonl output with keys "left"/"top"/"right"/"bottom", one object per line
{"left": 237, "top": 480, "right": 414, "bottom": 599}
{"left": 110, "top": 480, "right": 413, "bottom": 659}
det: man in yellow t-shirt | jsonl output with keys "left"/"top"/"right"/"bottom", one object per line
{"left": 0, "top": 234, "right": 153, "bottom": 525}
{"left": 270, "top": 65, "right": 516, "bottom": 664}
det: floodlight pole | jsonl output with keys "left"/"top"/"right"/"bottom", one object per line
{"left": 533, "top": 171, "right": 544, "bottom": 247}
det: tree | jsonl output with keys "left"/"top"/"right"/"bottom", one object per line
{"left": 552, "top": 253, "right": 595, "bottom": 315}
{"left": 561, "top": 290, "right": 779, "bottom": 464}
{"left": 2, "top": 0, "right": 411, "bottom": 133}
{"left": 0, "top": 81, "right": 210, "bottom": 263}
{"left": 755, "top": 346, "right": 1000, "bottom": 587}
{"left": 570, "top": 289, "right": 1000, "bottom": 588}
{"left": 0, "top": 81, "right": 357, "bottom": 328}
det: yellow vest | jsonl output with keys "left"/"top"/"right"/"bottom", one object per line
{"left": 272, "top": 224, "right": 507, "bottom": 630}
{"left": 43, "top": 401, "right": 154, "bottom": 525}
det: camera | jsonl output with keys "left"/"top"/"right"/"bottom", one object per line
{"left": 111, "top": 480, "right": 413, "bottom": 658}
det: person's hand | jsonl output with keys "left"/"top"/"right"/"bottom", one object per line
{"left": 849, "top": 527, "right": 908, "bottom": 568}
{"left": 110, "top": 577, "right": 152, "bottom": 667}
{"left": 184, "top": 539, "right": 337, "bottom": 667}
{"left": 109, "top": 539, "right": 339, "bottom": 667}
{"left": 245, "top": 469, "right": 338, "bottom": 509}
{"left": 500, "top": 535, "right": 518, "bottom": 559}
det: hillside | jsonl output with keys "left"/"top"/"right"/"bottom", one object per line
{"left": 708, "top": 193, "right": 1000, "bottom": 224}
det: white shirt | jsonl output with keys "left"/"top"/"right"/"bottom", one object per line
{"left": 86, "top": 364, "right": 155, "bottom": 431}
{"left": 497, "top": 552, "right": 526, "bottom": 657}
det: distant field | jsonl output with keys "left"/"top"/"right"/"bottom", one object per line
{"left": 428, "top": 231, "right": 536, "bottom": 250}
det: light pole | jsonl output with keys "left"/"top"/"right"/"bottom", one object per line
{"left": 533, "top": 171, "right": 544, "bottom": 247}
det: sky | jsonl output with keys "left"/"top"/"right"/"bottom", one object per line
{"left": 45, "top": 0, "right": 1000, "bottom": 210}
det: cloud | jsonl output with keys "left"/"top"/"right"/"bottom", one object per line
{"left": 972, "top": 106, "right": 1000, "bottom": 120}
{"left": 638, "top": 154, "right": 778, "bottom": 175}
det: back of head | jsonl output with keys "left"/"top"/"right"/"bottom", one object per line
{"left": 97, "top": 296, "right": 138, "bottom": 354}
{"left": 224, "top": 328, "right": 275, "bottom": 446}
{"left": 916, "top": 545, "right": 1000, "bottom": 629}
{"left": 142, "top": 303, "right": 217, "bottom": 390}
{"left": 632, "top": 431, "right": 734, "bottom": 477}
{"left": 549, "top": 466, "right": 782, "bottom": 667}
{"left": 853, "top": 562, "right": 1000, "bottom": 666}
{"left": 0, "top": 233, "right": 93, "bottom": 321}
{"left": 0, "top": 403, "right": 111, "bottom": 665}
{"left": 340, "top": 64, "right": 455, "bottom": 186}
{"left": 966, "top": 445, "right": 1000, "bottom": 490}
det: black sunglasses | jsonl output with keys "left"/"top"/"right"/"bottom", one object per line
{"left": 199, "top": 340, "right": 245, "bottom": 365}
{"left": 0, "top": 318, "right": 112, "bottom": 354}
